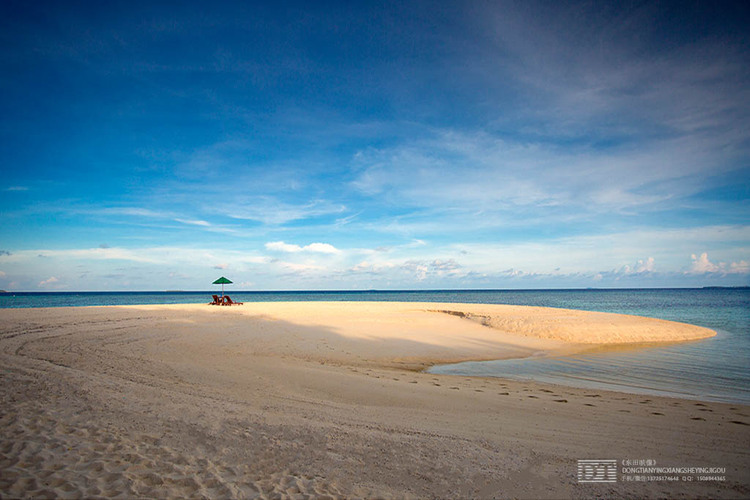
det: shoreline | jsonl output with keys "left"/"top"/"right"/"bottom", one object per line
{"left": 1, "top": 302, "right": 746, "bottom": 498}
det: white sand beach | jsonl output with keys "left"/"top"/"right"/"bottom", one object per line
{"left": 0, "top": 302, "right": 746, "bottom": 498}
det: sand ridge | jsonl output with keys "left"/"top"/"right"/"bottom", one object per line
{"left": 0, "top": 302, "right": 746, "bottom": 499}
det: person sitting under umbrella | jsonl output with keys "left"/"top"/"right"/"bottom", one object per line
{"left": 210, "top": 276, "right": 242, "bottom": 305}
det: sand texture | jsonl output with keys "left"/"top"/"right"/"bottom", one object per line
{"left": 0, "top": 302, "right": 747, "bottom": 499}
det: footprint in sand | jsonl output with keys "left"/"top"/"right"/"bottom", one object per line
{"left": 553, "top": 399, "right": 568, "bottom": 403}
{"left": 584, "top": 403, "right": 596, "bottom": 407}
{"left": 498, "top": 392, "right": 509, "bottom": 395}
{"left": 527, "top": 395, "right": 538, "bottom": 399}
{"left": 691, "top": 417, "right": 706, "bottom": 421}
{"left": 651, "top": 412, "right": 665, "bottom": 416}
{"left": 729, "top": 420, "right": 749, "bottom": 426}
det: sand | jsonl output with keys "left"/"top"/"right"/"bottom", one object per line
{"left": 0, "top": 302, "right": 747, "bottom": 499}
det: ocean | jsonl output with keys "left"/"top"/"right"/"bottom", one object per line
{"left": 1, "top": 288, "right": 748, "bottom": 404}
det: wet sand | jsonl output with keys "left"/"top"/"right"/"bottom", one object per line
{"left": 0, "top": 302, "right": 746, "bottom": 499}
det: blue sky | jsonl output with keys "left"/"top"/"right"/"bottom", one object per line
{"left": 1, "top": 0, "right": 749, "bottom": 291}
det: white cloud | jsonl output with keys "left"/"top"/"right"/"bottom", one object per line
{"left": 265, "top": 241, "right": 341, "bottom": 254}
{"left": 689, "top": 252, "right": 749, "bottom": 275}
{"left": 3, "top": 234, "right": 746, "bottom": 290}
{"left": 636, "top": 257, "right": 655, "bottom": 273}
{"left": 305, "top": 243, "right": 341, "bottom": 254}
{"left": 350, "top": 261, "right": 372, "bottom": 272}
{"left": 618, "top": 257, "right": 655, "bottom": 275}
{"left": 265, "top": 241, "right": 303, "bottom": 253}
{"left": 690, "top": 252, "right": 720, "bottom": 273}
{"left": 39, "top": 276, "right": 59, "bottom": 287}
{"left": 446, "top": 226, "right": 750, "bottom": 276}
{"left": 5, "top": 186, "right": 28, "bottom": 192}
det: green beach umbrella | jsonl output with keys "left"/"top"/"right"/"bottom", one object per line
{"left": 212, "top": 276, "right": 233, "bottom": 298}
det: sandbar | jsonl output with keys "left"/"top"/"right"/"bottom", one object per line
{"left": 0, "top": 302, "right": 746, "bottom": 499}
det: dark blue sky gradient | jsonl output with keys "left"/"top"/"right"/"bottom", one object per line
{"left": 1, "top": 1, "right": 748, "bottom": 290}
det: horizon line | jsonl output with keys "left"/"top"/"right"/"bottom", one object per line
{"left": 2, "top": 286, "right": 748, "bottom": 294}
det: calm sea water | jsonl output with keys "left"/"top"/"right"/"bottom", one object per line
{"left": 1, "top": 289, "right": 748, "bottom": 404}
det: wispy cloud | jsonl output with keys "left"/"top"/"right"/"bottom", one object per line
{"left": 174, "top": 218, "right": 211, "bottom": 227}
{"left": 33, "top": 247, "right": 163, "bottom": 264}
{"left": 477, "top": 2, "right": 750, "bottom": 141}
{"left": 399, "top": 259, "right": 466, "bottom": 281}
{"left": 224, "top": 197, "right": 346, "bottom": 225}
{"left": 351, "top": 128, "right": 743, "bottom": 221}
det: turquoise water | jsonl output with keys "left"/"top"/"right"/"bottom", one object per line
{"left": 426, "top": 289, "right": 750, "bottom": 404}
{"left": 1, "top": 289, "right": 748, "bottom": 404}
